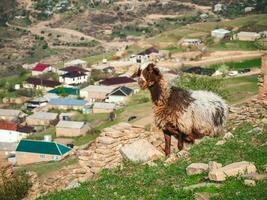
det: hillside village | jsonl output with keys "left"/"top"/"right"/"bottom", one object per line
{"left": 0, "top": 0, "right": 267, "bottom": 200}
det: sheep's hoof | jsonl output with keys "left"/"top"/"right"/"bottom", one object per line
{"left": 178, "top": 142, "right": 184, "bottom": 150}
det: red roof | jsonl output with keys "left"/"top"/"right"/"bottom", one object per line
{"left": 0, "top": 122, "right": 17, "bottom": 131}
{"left": 32, "top": 63, "right": 51, "bottom": 72}
{"left": 99, "top": 76, "right": 136, "bottom": 86}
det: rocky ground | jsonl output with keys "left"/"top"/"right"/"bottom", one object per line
{"left": 21, "top": 99, "right": 267, "bottom": 200}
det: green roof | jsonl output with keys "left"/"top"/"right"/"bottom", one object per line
{"left": 48, "top": 87, "right": 80, "bottom": 95}
{"left": 16, "top": 139, "right": 71, "bottom": 155}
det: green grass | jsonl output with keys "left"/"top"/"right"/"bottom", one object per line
{"left": 209, "top": 40, "right": 262, "bottom": 51}
{"left": 222, "top": 75, "right": 259, "bottom": 104}
{"left": 16, "top": 158, "right": 78, "bottom": 177}
{"left": 38, "top": 123, "right": 267, "bottom": 200}
{"left": 209, "top": 58, "right": 261, "bottom": 70}
{"left": 82, "top": 52, "right": 114, "bottom": 65}
{"left": 27, "top": 127, "right": 56, "bottom": 140}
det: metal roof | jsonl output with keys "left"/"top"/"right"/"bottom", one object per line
{"left": 93, "top": 102, "right": 116, "bottom": 109}
{"left": 56, "top": 120, "right": 85, "bottom": 129}
{"left": 49, "top": 98, "right": 87, "bottom": 106}
{"left": 109, "top": 86, "right": 133, "bottom": 96}
{"left": 0, "top": 109, "right": 21, "bottom": 117}
{"left": 16, "top": 139, "right": 71, "bottom": 155}
{"left": 28, "top": 112, "right": 58, "bottom": 120}
{"left": 48, "top": 87, "right": 80, "bottom": 95}
{"left": 81, "top": 85, "right": 115, "bottom": 93}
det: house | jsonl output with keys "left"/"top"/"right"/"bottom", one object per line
{"left": 99, "top": 76, "right": 136, "bottom": 87}
{"left": 59, "top": 71, "right": 88, "bottom": 85}
{"left": 0, "top": 122, "right": 28, "bottom": 143}
{"left": 48, "top": 87, "right": 80, "bottom": 96}
{"left": 214, "top": 3, "right": 224, "bottom": 12}
{"left": 211, "top": 29, "right": 231, "bottom": 39}
{"left": 24, "top": 78, "right": 61, "bottom": 91}
{"left": 26, "top": 93, "right": 59, "bottom": 109}
{"left": 48, "top": 98, "right": 87, "bottom": 110}
{"left": 105, "top": 86, "right": 133, "bottom": 104}
{"left": 26, "top": 112, "right": 58, "bottom": 126}
{"left": 236, "top": 31, "right": 260, "bottom": 41}
{"left": 58, "top": 66, "right": 90, "bottom": 76}
{"left": 80, "top": 85, "right": 115, "bottom": 102}
{"left": 200, "top": 13, "right": 208, "bottom": 20}
{"left": 136, "top": 47, "right": 159, "bottom": 63}
{"left": 56, "top": 120, "right": 90, "bottom": 137}
{"left": 32, "top": 63, "right": 52, "bottom": 76}
{"left": 64, "top": 59, "right": 87, "bottom": 68}
{"left": 93, "top": 102, "right": 116, "bottom": 113}
{"left": 16, "top": 139, "right": 71, "bottom": 165}
{"left": 181, "top": 39, "right": 202, "bottom": 46}
{"left": 0, "top": 109, "right": 25, "bottom": 122}
{"left": 244, "top": 7, "right": 254, "bottom": 13}
{"left": 0, "top": 142, "right": 17, "bottom": 160}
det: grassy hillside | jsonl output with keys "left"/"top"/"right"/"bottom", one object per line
{"left": 38, "top": 123, "right": 267, "bottom": 200}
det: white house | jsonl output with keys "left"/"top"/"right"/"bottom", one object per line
{"left": 244, "top": 7, "right": 254, "bottom": 13}
{"left": 105, "top": 86, "right": 133, "bottom": 104}
{"left": 211, "top": 29, "right": 231, "bottom": 38}
{"left": 181, "top": 39, "right": 202, "bottom": 46}
{"left": 32, "top": 63, "right": 52, "bottom": 76}
{"left": 0, "top": 129, "right": 27, "bottom": 143}
{"left": 59, "top": 71, "right": 88, "bottom": 85}
{"left": 214, "top": 3, "right": 224, "bottom": 12}
{"left": 80, "top": 85, "right": 115, "bottom": 102}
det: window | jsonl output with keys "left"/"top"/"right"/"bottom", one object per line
{"left": 53, "top": 155, "right": 59, "bottom": 160}
{"left": 40, "top": 154, "right": 45, "bottom": 159}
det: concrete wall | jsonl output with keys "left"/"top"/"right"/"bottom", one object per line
{"left": 48, "top": 104, "right": 84, "bottom": 111}
{"left": 59, "top": 75, "right": 88, "bottom": 85}
{"left": 93, "top": 108, "right": 113, "bottom": 113}
{"left": 16, "top": 152, "right": 62, "bottom": 165}
{"left": 56, "top": 124, "right": 90, "bottom": 137}
{"left": 0, "top": 130, "right": 27, "bottom": 142}
{"left": 105, "top": 95, "right": 127, "bottom": 104}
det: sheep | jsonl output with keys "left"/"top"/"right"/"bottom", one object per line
{"left": 132, "top": 63, "right": 228, "bottom": 156}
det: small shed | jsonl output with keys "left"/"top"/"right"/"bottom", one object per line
{"left": 56, "top": 120, "right": 90, "bottom": 137}
{"left": 93, "top": 102, "right": 116, "bottom": 113}
{"left": 236, "top": 31, "right": 260, "bottom": 41}
{"left": 26, "top": 112, "right": 58, "bottom": 126}
{"left": 16, "top": 139, "right": 71, "bottom": 165}
{"left": 211, "top": 29, "right": 231, "bottom": 38}
{"left": 80, "top": 85, "right": 115, "bottom": 102}
{"left": 105, "top": 86, "right": 133, "bottom": 104}
{"left": 32, "top": 63, "right": 52, "bottom": 76}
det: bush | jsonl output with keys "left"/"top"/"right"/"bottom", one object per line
{"left": 176, "top": 73, "right": 228, "bottom": 98}
{"left": 0, "top": 171, "right": 31, "bottom": 200}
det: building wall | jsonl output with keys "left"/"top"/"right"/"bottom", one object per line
{"left": 237, "top": 35, "right": 260, "bottom": 41}
{"left": 0, "top": 116, "right": 18, "bottom": 122}
{"left": 16, "top": 152, "right": 62, "bottom": 165}
{"left": 59, "top": 75, "right": 88, "bottom": 85}
{"left": 105, "top": 95, "right": 127, "bottom": 103}
{"left": 93, "top": 108, "right": 113, "bottom": 113}
{"left": 0, "top": 130, "right": 27, "bottom": 143}
{"left": 26, "top": 117, "right": 58, "bottom": 126}
{"left": 32, "top": 67, "right": 51, "bottom": 76}
{"left": 80, "top": 90, "right": 108, "bottom": 102}
{"left": 56, "top": 124, "right": 90, "bottom": 137}
{"left": 48, "top": 104, "right": 84, "bottom": 111}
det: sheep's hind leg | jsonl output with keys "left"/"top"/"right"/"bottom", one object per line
{"left": 177, "top": 133, "right": 184, "bottom": 150}
{"left": 163, "top": 129, "right": 171, "bottom": 156}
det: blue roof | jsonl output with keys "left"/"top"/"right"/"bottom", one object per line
{"left": 49, "top": 98, "right": 87, "bottom": 106}
{"left": 16, "top": 139, "right": 71, "bottom": 155}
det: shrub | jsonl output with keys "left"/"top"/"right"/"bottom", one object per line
{"left": 176, "top": 73, "right": 228, "bottom": 98}
{"left": 0, "top": 171, "right": 31, "bottom": 200}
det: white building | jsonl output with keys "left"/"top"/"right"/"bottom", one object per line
{"left": 211, "top": 29, "right": 231, "bottom": 38}
{"left": 92, "top": 102, "right": 116, "bottom": 113}
{"left": 59, "top": 71, "right": 88, "bottom": 85}
{"left": 181, "top": 39, "right": 202, "bottom": 46}
{"left": 80, "top": 85, "right": 115, "bottom": 102}
{"left": 0, "top": 129, "right": 27, "bottom": 143}
{"left": 214, "top": 3, "right": 224, "bottom": 12}
{"left": 31, "top": 63, "right": 53, "bottom": 76}
{"left": 105, "top": 86, "right": 133, "bottom": 104}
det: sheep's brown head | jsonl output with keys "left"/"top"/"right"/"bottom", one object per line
{"left": 132, "top": 63, "right": 162, "bottom": 90}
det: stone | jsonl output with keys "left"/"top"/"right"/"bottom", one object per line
{"left": 105, "top": 130, "right": 125, "bottom": 138}
{"left": 194, "top": 192, "right": 210, "bottom": 200}
{"left": 262, "top": 118, "right": 267, "bottom": 125}
{"left": 97, "top": 136, "right": 116, "bottom": 145}
{"left": 164, "top": 154, "right": 177, "bottom": 164}
{"left": 208, "top": 161, "right": 256, "bottom": 181}
{"left": 244, "top": 179, "right": 256, "bottom": 187}
{"left": 144, "top": 160, "right": 158, "bottom": 167}
{"left": 208, "top": 161, "right": 222, "bottom": 172}
{"left": 177, "top": 150, "right": 189, "bottom": 158}
{"left": 64, "top": 180, "right": 80, "bottom": 190}
{"left": 73, "top": 168, "right": 87, "bottom": 174}
{"left": 223, "top": 132, "right": 234, "bottom": 140}
{"left": 215, "top": 140, "right": 225, "bottom": 145}
{"left": 79, "top": 156, "right": 90, "bottom": 161}
{"left": 243, "top": 173, "right": 267, "bottom": 180}
{"left": 120, "top": 139, "right": 163, "bottom": 162}
{"left": 186, "top": 163, "right": 209, "bottom": 175}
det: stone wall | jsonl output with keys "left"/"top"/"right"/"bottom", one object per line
{"left": 258, "top": 54, "right": 267, "bottom": 101}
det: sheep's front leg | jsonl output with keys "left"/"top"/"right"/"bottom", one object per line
{"left": 177, "top": 133, "right": 184, "bottom": 150}
{"left": 163, "top": 129, "right": 171, "bottom": 156}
